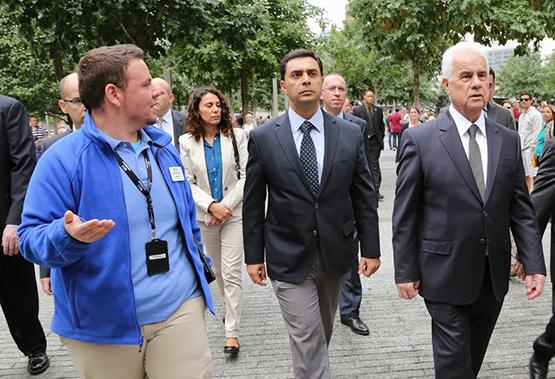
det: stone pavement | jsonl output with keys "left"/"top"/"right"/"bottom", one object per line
{"left": 0, "top": 149, "right": 552, "bottom": 378}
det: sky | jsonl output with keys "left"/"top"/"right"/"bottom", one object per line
{"left": 306, "top": 0, "right": 554, "bottom": 58}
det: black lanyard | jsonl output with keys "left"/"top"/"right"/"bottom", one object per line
{"left": 115, "top": 150, "right": 158, "bottom": 239}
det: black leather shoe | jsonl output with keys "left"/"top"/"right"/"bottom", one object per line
{"left": 529, "top": 353, "right": 548, "bottom": 379}
{"left": 224, "top": 344, "right": 240, "bottom": 357}
{"left": 27, "top": 352, "right": 50, "bottom": 375}
{"left": 341, "top": 317, "right": 369, "bottom": 336}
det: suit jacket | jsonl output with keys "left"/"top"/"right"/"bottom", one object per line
{"left": 243, "top": 110, "right": 380, "bottom": 283}
{"left": 393, "top": 111, "right": 545, "bottom": 305}
{"left": 179, "top": 128, "right": 247, "bottom": 222}
{"left": 172, "top": 109, "right": 186, "bottom": 154}
{"left": 531, "top": 139, "right": 555, "bottom": 279}
{"left": 487, "top": 101, "right": 515, "bottom": 130}
{"left": 352, "top": 104, "right": 385, "bottom": 149}
{"left": 0, "top": 96, "right": 35, "bottom": 232}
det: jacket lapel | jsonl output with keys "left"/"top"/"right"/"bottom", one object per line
{"left": 220, "top": 133, "right": 231, "bottom": 185}
{"left": 319, "top": 112, "right": 338, "bottom": 193}
{"left": 273, "top": 113, "right": 314, "bottom": 196}
{"left": 484, "top": 120, "right": 502, "bottom": 203}
{"left": 438, "top": 113, "right": 483, "bottom": 204}
{"left": 193, "top": 137, "right": 210, "bottom": 189}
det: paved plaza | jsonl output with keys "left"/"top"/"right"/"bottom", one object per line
{"left": 0, "top": 149, "right": 553, "bottom": 378}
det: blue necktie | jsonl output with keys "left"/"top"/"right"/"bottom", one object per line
{"left": 300, "top": 121, "right": 319, "bottom": 197}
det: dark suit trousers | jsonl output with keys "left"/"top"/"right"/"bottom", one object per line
{"left": 532, "top": 284, "right": 555, "bottom": 360}
{"left": 339, "top": 234, "right": 362, "bottom": 320}
{"left": 424, "top": 261, "right": 503, "bottom": 379}
{"left": 367, "top": 138, "right": 382, "bottom": 192}
{"left": 0, "top": 252, "right": 46, "bottom": 355}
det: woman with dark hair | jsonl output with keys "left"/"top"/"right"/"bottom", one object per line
{"left": 179, "top": 87, "right": 247, "bottom": 357}
{"left": 396, "top": 105, "right": 421, "bottom": 162}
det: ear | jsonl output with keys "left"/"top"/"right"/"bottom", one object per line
{"left": 169, "top": 93, "right": 175, "bottom": 103}
{"left": 279, "top": 80, "right": 287, "bottom": 96}
{"left": 441, "top": 78, "right": 450, "bottom": 95}
{"left": 104, "top": 83, "right": 122, "bottom": 107}
{"left": 58, "top": 99, "right": 68, "bottom": 115}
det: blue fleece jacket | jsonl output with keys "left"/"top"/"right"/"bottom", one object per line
{"left": 18, "top": 113, "right": 214, "bottom": 345}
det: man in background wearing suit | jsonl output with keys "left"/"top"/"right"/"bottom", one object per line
{"left": 0, "top": 95, "right": 50, "bottom": 375}
{"left": 243, "top": 49, "right": 380, "bottom": 379}
{"left": 352, "top": 88, "right": 384, "bottom": 200}
{"left": 152, "top": 77, "right": 186, "bottom": 153}
{"left": 393, "top": 41, "right": 546, "bottom": 378}
{"left": 321, "top": 73, "right": 371, "bottom": 337}
{"left": 485, "top": 67, "right": 515, "bottom": 130}
{"left": 528, "top": 139, "right": 555, "bottom": 378}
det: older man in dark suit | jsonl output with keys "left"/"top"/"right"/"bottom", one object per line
{"left": 321, "top": 73, "right": 372, "bottom": 337}
{"left": 243, "top": 49, "right": 380, "bottom": 379}
{"left": 393, "top": 42, "right": 546, "bottom": 378}
{"left": 0, "top": 95, "right": 49, "bottom": 375}
{"left": 529, "top": 139, "right": 555, "bottom": 378}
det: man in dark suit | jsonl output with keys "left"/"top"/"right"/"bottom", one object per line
{"left": 529, "top": 139, "right": 555, "bottom": 379}
{"left": 352, "top": 88, "right": 384, "bottom": 199}
{"left": 0, "top": 95, "right": 50, "bottom": 375}
{"left": 393, "top": 42, "right": 546, "bottom": 378}
{"left": 152, "top": 77, "right": 186, "bottom": 153}
{"left": 321, "top": 73, "right": 371, "bottom": 337}
{"left": 485, "top": 67, "right": 515, "bottom": 130}
{"left": 243, "top": 50, "right": 380, "bottom": 379}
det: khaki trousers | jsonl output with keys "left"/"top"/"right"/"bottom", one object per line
{"left": 199, "top": 214, "right": 243, "bottom": 338}
{"left": 62, "top": 296, "right": 212, "bottom": 379}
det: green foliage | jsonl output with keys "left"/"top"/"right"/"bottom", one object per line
{"left": 0, "top": 4, "right": 59, "bottom": 115}
{"left": 496, "top": 51, "right": 555, "bottom": 100}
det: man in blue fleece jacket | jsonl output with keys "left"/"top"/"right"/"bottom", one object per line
{"left": 18, "top": 44, "right": 214, "bottom": 378}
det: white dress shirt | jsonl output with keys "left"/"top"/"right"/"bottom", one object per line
{"left": 288, "top": 107, "right": 325, "bottom": 183}
{"left": 449, "top": 105, "right": 488, "bottom": 186}
{"left": 156, "top": 108, "right": 175, "bottom": 146}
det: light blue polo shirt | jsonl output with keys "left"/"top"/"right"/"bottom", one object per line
{"left": 102, "top": 129, "right": 201, "bottom": 325}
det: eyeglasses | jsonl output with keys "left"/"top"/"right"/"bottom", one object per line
{"left": 63, "top": 98, "right": 82, "bottom": 104}
{"left": 520, "top": 98, "right": 530, "bottom": 102}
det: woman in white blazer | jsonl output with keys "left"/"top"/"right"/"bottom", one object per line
{"left": 179, "top": 87, "right": 247, "bottom": 357}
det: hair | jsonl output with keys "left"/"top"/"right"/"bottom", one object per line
{"left": 489, "top": 67, "right": 496, "bottom": 81}
{"left": 521, "top": 91, "right": 533, "bottom": 99}
{"left": 441, "top": 41, "right": 489, "bottom": 82}
{"left": 186, "top": 87, "right": 233, "bottom": 142}
{"left": 78, "top": 44, "right": 144, "bottom": 110}
{"left": 152, "top": 77, "right": 173, "bottom": 94}
{"left": 408, "top": 105, "right": 421, "bottom": 114}
{"left": 280, "top": 49, "right": 323, "bottom": 81}
{"left": 544, "top": 104, "right": 555, "bottom": 122}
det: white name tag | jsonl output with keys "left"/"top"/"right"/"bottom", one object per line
{"left": 169, "top": 167, "right": 185, "bottom": 182}
{"left": 149, "top": 253, "right": 167, "bottom": 260}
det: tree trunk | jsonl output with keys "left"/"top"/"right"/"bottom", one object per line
{"left": 411, "top": 58, "right": 421, "bottom": 108}
{"left": 51, "top": 48, "right": 64, "bottom": 80}
{"left": 240, "top": 68, "right": 249, "bottom": 117}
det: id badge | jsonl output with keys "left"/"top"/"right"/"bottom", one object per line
{"left": 145, "top": 239, "right": 169, "bottom": 276}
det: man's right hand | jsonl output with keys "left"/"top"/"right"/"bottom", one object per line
{"left": 40, "top": 278, "right": 52, "bottom": 296}
{"left": 247, "top": 263, "right": 267, "bottom": 286}
{"left": 396, "top": 281, "right": 420, "bottom": 300}
{"left": 64, "top": 210, "right": 115, "bottom": 243}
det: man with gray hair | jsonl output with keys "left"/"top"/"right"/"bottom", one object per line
{"left": 393, "top": 41, "right": 546, "bottom": 378}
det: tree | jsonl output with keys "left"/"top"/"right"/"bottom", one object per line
{"left": 349, "top": 0, "right": 454, "bottom": 107}
{"left": 497, "top": 50, "right": 555, "bottom": 100}
{"left": 169, "top": 0, "right": 318, "bottom": 115}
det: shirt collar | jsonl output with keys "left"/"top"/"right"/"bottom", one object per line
{"left": 99, "top": 128, "right": 152, "bottom": 152}
{"left": 288, "top": 107, "right": 324, "bottom": 134}
{"left": 449, "top": 104, "right": 487, "bottom": 139}
{"left": 159, "top": 108, "right": 172, "bottom": 124}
